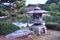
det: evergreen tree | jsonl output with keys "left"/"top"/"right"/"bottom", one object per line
{"left": 48, "top": 3, "right": 57, "bottom": 11}
{"left": 14, "top": 0, "right": 26, "bottom": 14}
{"left": 46, "top": 0, "right": 59, "bottom": 5}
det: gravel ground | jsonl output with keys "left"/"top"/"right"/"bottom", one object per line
{"left": 0, "top": 30, "right": 60, "bottom": 40}
{"left": 40, "top": 30, "right": 60, "bottom": 40}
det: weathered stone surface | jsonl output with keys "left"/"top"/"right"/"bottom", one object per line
{"left": 5, "top": 30, "right": 34, "bottom": 39}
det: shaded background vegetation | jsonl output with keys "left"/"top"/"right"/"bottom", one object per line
{"left": 0, "top": 0, "right": 60, "bottom": 23}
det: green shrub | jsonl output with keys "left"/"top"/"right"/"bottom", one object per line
{"left": 45, "top": 22, "right": 60, "bottom": 31}
{"left": 0, "top": 22, "right": 20, "bottom": 35}
{"left": 56, "top": 24, "right": 60, "bottom": 31}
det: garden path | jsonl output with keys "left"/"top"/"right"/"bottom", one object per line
{"left": 0, "top": 30, "right": 60, "bottom": 40}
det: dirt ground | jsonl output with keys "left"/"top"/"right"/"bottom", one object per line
{"left": 0, "top": 30, "right": 60, "bottom": 40}
{"left": 40, "top": 30, "right": 60, "bottom": 40}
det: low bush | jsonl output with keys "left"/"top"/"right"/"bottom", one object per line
{"left": 0, "top": 22, "right": 20, "bottom": 35}
{"left": 45, "top": 22, "right": 60, "bottom": 31}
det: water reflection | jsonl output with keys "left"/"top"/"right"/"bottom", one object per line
{"left": 12, "top": 22, "right": 33, "bottom": 27}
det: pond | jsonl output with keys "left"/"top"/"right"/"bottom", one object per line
{"left": 12, "top": 22, "right": 34, "bottom": 27}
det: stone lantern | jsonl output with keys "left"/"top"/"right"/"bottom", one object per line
{"left": 26, "top": 6, "right": 48, "bottom": 35}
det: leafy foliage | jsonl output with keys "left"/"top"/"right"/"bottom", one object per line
{"left": 0, "top": 22, "right": 20, "bottom": 35}
{"left": 57, "top": 1, "right": 60, "bottom": 11}
{"left": 46, "top": 0, "right": 59, "bottom": 4}
{"left": 17, "top": 14, "right": 32, "bottom": 23}
{"left": 44, "top": 0, "right": 60, "bottom": 23}
{"left": 46, "top": 22, "right": 60, "bottom": 31}
{"left": 14, "top": 0, "right": 26, "bottom": 14}
{"left": 48, "top": 3, "right": 57, "bottom": 11}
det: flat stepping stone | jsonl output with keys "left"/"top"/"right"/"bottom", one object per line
{"left": 5, "top": 30, "right": 34, "bottom": 39}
